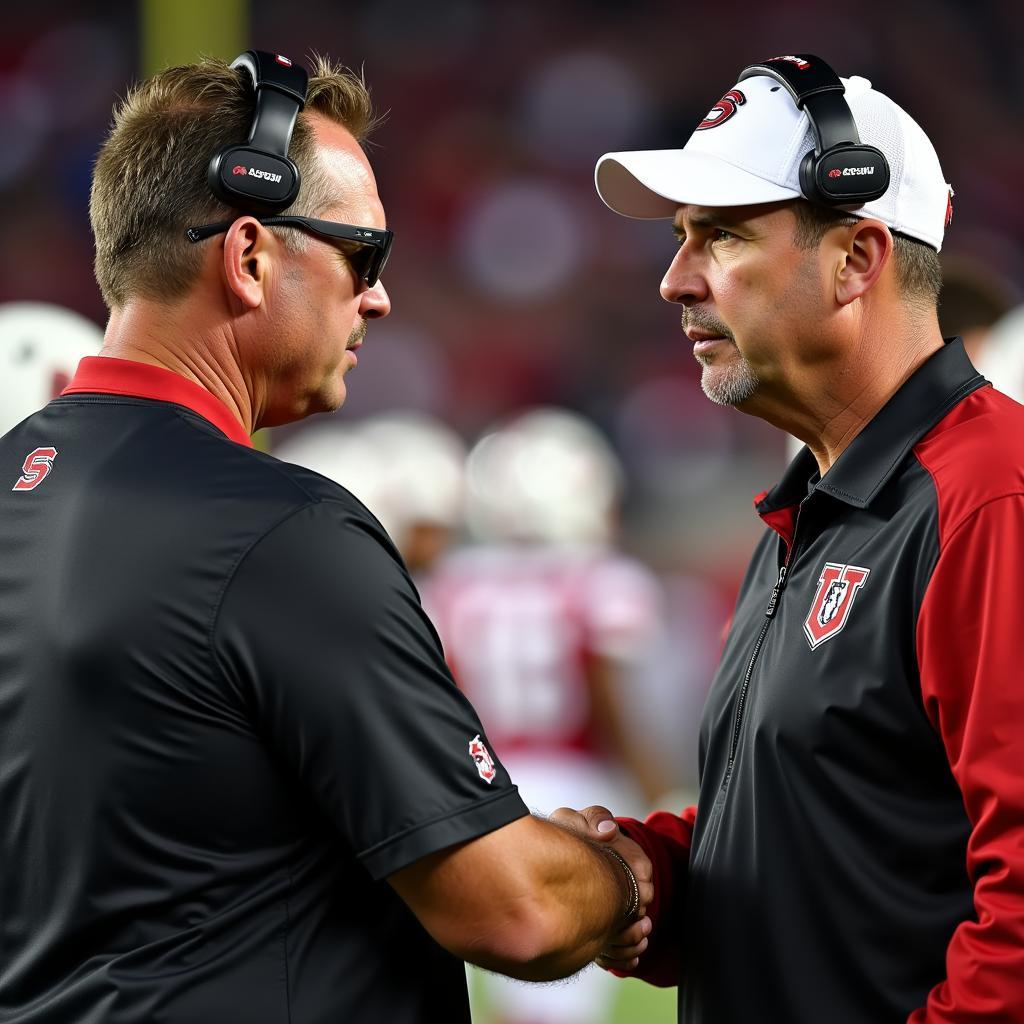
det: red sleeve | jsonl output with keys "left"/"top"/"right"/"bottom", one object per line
{"left": 911, "top": 494, "right": 1024, "bottom": 1022}
{"left": 610, "top": 804, "right": 696, "bottom": 987}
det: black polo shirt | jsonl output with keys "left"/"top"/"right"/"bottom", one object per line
{"left": 0, "top": 357, "right": 528, "bottom": 1023}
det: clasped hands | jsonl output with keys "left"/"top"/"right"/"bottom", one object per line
{"left": 551, "top": 804, "right": 653, "bottom": 972}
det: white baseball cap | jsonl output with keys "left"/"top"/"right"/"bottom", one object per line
{"left": 596, "top": 73, "right": 953, "bottom": 250}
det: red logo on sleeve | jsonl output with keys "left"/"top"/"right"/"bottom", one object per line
{"left": 803, "top": 562, "right": 871, "bottom": 649}
{"left": 468, "top": 735, "right": 496, "bottom": 784}
{"left": 12, "top": 446, "right": 58, "bottom": 492}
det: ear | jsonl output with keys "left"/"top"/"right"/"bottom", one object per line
{"left": 222, "top": 217, "right": 275, "bottom": 310}
{"left": 834, "top": 218, "right": 893, "bottom": 307}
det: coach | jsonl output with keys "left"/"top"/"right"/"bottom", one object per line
{"left": 0, "top": 53, "right": 651, "bottom": 1023}
{"left": 560, "top": 54, "right": 1024, "bottom": 1022}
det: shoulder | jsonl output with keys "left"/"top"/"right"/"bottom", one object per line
{"left": 259, "top": 447, "right": 379, "bottom": 517}
{"left": 155, "top": 424, "right": 395, "bottom": 565}
{"left": 185, "top": 429, "right": 386, "bottom": 532}
{"left": 914, "top": 384, "right": 1024, "bottom": 543}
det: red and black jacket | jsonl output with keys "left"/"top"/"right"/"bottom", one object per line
{"left": 620, "top": 340, "right": 1024, "bottom": 1023}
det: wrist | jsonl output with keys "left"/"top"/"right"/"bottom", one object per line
{"left": 603, "top": 845, "right": 641, "bottom": 922}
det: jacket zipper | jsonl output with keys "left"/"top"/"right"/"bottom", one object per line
{"left": 723, "top": 508, "right": 803, "bottom": 785}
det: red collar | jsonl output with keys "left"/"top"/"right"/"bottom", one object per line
{"left": 62, "top": 357, "right": 253, "bottom": 448}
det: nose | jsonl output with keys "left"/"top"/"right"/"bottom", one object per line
{"left": 360, "top": 278, "right": 391, "bottom": 319}
{"left": 659, "top": 244, "right": 709, "bottom": 306}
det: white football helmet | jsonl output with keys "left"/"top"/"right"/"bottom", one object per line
{"left": 0, "top": 302, "right": 103, "bottom": 436}
{"left": 272, "top": 413, "right": 467, "bottom": 540}
{"left": 465, "top": 407, "right": 623, "bottom": 545}
{"left": 272, "top": 422, "right": 390, "bottom": 520}
{"left": 359, "top": 413, "right": 467, "bottom": 537}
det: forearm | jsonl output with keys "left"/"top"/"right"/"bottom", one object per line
{"left": 389, "top": 811, "right": 642, "bottom": 982}
{"left": 463, "top": 814, "right": 634, "bottom": 981}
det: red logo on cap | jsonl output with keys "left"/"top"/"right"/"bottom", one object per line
{"left": 232, "top": 165, "right": 247, "bottom": 175}
{"left": 275, "top": 55, "right": 293, "bottom": 67}
{"left": 696, "top": 89, "right": 746, "bottom": 131}
{"left": 945, "top": 187, "right": 955, "bottom": 228}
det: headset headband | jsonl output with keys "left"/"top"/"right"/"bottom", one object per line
{"left": 739, "top": 54, "right": 890, "bottom": 206}
{"left": 207, "top": 50, "right": 309, "bottom": 214}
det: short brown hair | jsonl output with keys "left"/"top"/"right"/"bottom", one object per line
{"left": 91, "top": 55, "right": 378, "bottom": 309}
{"left": 791, "top": 200, "right": 942, "bottom": 307}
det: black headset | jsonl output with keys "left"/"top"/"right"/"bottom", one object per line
{"left": 207, "top": 50, "right": 309, "bottom": 214}
{"left": 738, "top": 54, "right": 890, "bottom": 206}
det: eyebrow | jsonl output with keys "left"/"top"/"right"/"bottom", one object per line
{"left": 672, "top": 209, "right": 749, "bottom": 234}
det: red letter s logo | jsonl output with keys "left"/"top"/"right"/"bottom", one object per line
{"left": 12, "top": 447, "right": 58, "bottom": 492}
{"left": 696, "top": 89, "right": 746, "bottom": 131}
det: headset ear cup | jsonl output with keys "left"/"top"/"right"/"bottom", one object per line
{"left": 206, "top": 145, "right": 301, "bottom": 214}
{"left": 281, "top": 156, "right": 301, "bottom": 208}
{"left": 206, "top": 50, "right": 308, "bottom": 215}
{"left": 799, "top": 150, "right": 822, "bottom": 205}
{"left": 207, "top": 145, "right": 235, "bottom": 207}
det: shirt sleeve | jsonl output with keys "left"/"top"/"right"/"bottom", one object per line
{"left": 911, "top": 494, "right": 1024, "bottom": 1022}
{"left": 611, "top": 804, "right": 697, "bottom": 987}
{"left": 213, "top": 499, "right": 528, "bottom": 880}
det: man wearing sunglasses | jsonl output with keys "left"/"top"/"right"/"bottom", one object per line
{"left": 0, "top": 55, "right": 652, "bottom": 1024}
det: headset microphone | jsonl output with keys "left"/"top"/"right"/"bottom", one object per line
{"left": 207, "top": 50, "right": 309, "bottom": 214}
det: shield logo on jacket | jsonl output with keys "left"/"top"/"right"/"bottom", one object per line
{"left": 803, "top": 562, "right": 870, "bottom": 649}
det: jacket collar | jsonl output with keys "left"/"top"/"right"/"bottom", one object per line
{"left": 62, "top": 356, "right": 253, "bottom": 448}
{"left": 758, "top": 338, "right": 987, "bottom": 516}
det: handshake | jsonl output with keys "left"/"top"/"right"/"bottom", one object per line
{"left": 550, "top": 803, "right": 654, "bottom": 974}
{"left": 390, "top": 799, "right": 658, "bottom": 984}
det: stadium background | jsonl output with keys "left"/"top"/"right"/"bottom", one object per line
{"left": 2, "top": 2, "right": 1022, "bottom": 1021}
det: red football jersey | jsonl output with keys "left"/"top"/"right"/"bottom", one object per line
{"left": 423, "top": 545, "right": 660, "bottom": 757}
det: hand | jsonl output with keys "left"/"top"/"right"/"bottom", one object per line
{"left": 595, "top": 912, "right": 651, "bottom": 972}
{"left": 550, "top": 804, "right": 654, "bottom": 971}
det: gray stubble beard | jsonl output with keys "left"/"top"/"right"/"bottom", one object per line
{"left": 697, "top": 347, "right": 760, "bottom": 406}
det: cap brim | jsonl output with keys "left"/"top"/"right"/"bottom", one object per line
{"left": 595, "top": 150, "right": 800, "bottom": 219}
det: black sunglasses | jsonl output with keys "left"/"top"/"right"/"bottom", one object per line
{"left": 186, "top": 215, "right": 393, "bottom": 287}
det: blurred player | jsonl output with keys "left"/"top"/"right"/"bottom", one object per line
{"left": 936, "top": 255, "right": 1015, "bottom": 366}
{"left": 0, "top": 302, "right": 102, "bottom": 436}
{"left": 424, "top": 407, "right": 668, "bottom": 1024}
{"left": 974, "top": 304, "right": 1024, "bottom": 404}
{"left": 273, "top": 411, "right": 467, "bottom": 576}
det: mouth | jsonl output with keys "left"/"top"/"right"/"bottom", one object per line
{"left": 685, "top": 327, "right": 731, "bottom": 356}
{"left": 344, "top": 339, "right": 362, "bottom": 367}
{"left": 684, "top": 327, "right": 728, "bottom": 342}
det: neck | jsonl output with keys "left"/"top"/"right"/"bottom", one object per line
{"left": 99, "top": 301, "right": 262, "bottom": 436}
{"left": 753, "top": 308, "right": 945, "bottom": 476}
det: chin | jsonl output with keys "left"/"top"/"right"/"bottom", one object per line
{"left": 701, "top": 364, "right": 760, "bottom": 407}
{"left": 262, "top": 385, "right": 348, "bottom": 429}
